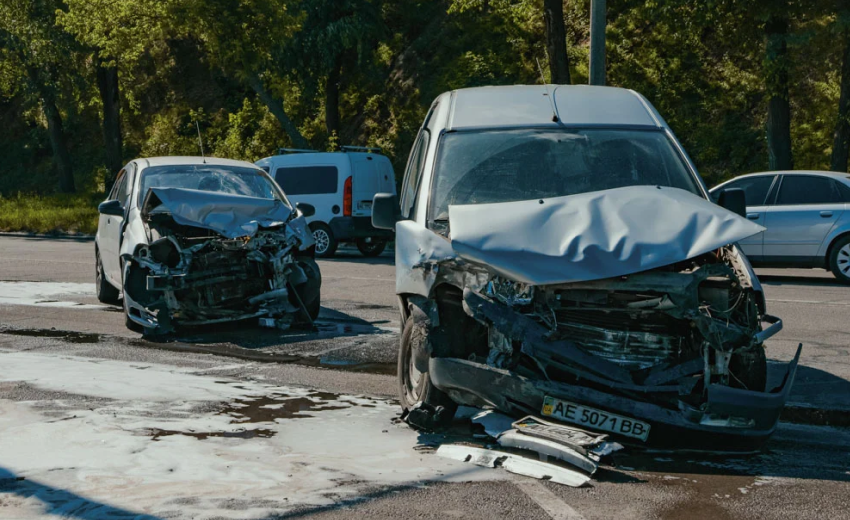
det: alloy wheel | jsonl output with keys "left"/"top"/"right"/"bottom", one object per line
{"left": 838, "top": 243, "right": 850, "bottom": 276}
{"left": 313, "top": 229, "right": 330, "bottom": 255}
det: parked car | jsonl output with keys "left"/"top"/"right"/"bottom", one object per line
{"left": 95, "top": 157, "right": 321, "bottom": 335}
{"left": 372, "top": 85, "right": 800, "bottom": 451}
{"left": 710, "top": 171, "right": 850, "bottom": 283}
{"left": 256, "top": 147, "right": 397, "bottom": 258}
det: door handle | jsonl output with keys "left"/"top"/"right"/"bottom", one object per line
{"left": 107, "top": 218, "right": 111, "bottom": 224}
{"left": 820, "top": 211, "right": 834, "bottom": 218}
{"left": 746, "top": 213, "right": 760, "bottom": 220}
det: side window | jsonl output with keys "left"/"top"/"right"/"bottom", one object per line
{"left": 724, "top": 176, "right": 774, "bottom": 206}
{"left": 274, "top": 166, "right": 338, "bottom": 195}
{"left": 400, "top": 131, "right": 430, "bottom": 218}
{"left": 837, "top": 181, "right": 850, "bottom": 202}
{"left": 110, "top": 170, "right": 129, "bottom": 206}
{"left": 776, "top": 175, "right": 842, "bottom": 205}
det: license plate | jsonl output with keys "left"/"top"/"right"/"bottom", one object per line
{"left": 541, "top": 396, "right": 651, "bottom": 442}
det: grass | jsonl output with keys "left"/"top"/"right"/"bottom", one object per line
{"left": 0, "top": 193, "right": 101, "bottom": 235}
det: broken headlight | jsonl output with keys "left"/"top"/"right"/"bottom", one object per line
{"left": 485, "top": 277, "right": 534, "bottom": 307}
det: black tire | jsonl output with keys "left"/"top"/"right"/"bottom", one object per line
{"left": 95, "top": 248, "right": 121, "bottom": 304}
{"left": 291, "top": 257, "right": 322, "bottom": 322}
{"left": 356, "top": 238, "right": 387, "bottom": 257}
{"left": 829, "top": 235, "right": 850, "bottom": 284}
{"left": 309, "top": 222, "right": 338, "bottom": 258}
{"left": 398, "top": 315, "right": 457, "bottom": 428}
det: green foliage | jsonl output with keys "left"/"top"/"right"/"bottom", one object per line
{"left": 0, "top": 0, "right": 848, "bottom": 218}
{"left": 0, "top": 192, "right": 100, "bottom": 234}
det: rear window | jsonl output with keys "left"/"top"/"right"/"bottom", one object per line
{"left": 275, "top": 166, "right": 338, "bottom": 195}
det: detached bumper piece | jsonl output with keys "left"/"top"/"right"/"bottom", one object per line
{"left": 437, "top": 411, "right": 622, "bottom": 487}
{"left": 430, "top": 289, "right": 802, "bottom": 452}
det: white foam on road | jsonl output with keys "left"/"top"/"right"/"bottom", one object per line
{"left": 0, "top": 281, "right": 107, "bottom": 309}
{"left": 0, "top": 351, "right": 501, "bottom": 519}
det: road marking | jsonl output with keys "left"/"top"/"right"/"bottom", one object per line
{"left": 514, "top": 480, "right": 586, "bottom": 520}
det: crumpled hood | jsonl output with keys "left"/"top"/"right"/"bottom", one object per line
{"left": 142, "top": 187, "right": 293, "bottom": 239}
{"left": 448, "top": 186, "right": 765, "bottom": 285}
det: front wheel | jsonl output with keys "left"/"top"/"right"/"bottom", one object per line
{"left": 356, "top": 238, "right": 387, "bottom": 257}
{"left": 829, "top": 235, "right": 850, "bottom": 284}
{"left": 309, "top": 223, "right": 338, "bottom": 258}
{"left": 398, "top": 314, "right": 457, "bottom": 429}
{"left": 95, "top": 248, "right": 120, "bottom": 304}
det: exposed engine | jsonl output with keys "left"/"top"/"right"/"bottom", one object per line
{"left": 124, "top": 211, "right": 319, "bottom": 333}
{"left": 479, "top": 246, "right": 768, "bottom": 395}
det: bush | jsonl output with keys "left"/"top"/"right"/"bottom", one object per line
{"left": 0, "top": 193, "right": 100, "bottom": 235}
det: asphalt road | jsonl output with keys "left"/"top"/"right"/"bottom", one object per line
{"left": 1, "top": 235, "right": 849, "bottom": 519}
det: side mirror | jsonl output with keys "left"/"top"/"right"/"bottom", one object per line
{"left": 372, "top": 193, "right": 400, "bottom": 230}
{"left": 98, "top": 199, "right": 124, "bottom": 216}
{"left": 296, "top": 202, "right": 315, "bottom": 218}
{"left": 717, "top": 188, "right": 746, "bottom": 218}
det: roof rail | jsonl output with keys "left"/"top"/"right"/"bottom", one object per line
{"left": 340, "top": 145, "right": 382, "bottom": 154}
{"left": 278, "top": 148, "right": 320, "bottom": 155}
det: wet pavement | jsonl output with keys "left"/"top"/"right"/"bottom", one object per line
{"left": 2, "top": 236, "right": 850, "bottom": 518}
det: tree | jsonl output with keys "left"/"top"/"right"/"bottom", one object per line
{"left": 179, "top": 0, "right": 309, "bottom": 149}
{"left": 60, "top": 0, "right": 175, "bottom": 188}
{"left": 832, "top": 7, "right": 850, "bottom": 172}
{"left": 765, "top": 12, "right": 793, "bottom": 170}
{"left": 543, "top": 0, "right": 571, "bottom": 84}
{"left": 289, "top": 0, "right": 385, "bottom": 140}
{"left": 0, "top": 0, "right": 80, "bottom": 192}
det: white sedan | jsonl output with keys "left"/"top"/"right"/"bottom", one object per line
{"left": 95, "top": 156, "right": 320, "bottom": 334}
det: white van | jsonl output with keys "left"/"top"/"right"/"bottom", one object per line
{"left": 256, "top": 147, "right": 396, "bottom": 257}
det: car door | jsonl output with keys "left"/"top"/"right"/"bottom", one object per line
{"left": 350, "top": 154, "right": 378, "bottom": 218}
{"left": 714, "top": 175, "right": 776, "bottom": 259}
{"left": 100, "top": 169, "right": 129, "bottom": 284}
{"left": 763, "top": 174, "right": 846, "bottom": 263}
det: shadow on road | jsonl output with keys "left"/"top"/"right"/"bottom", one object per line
{"left": 320, "top": 253, "right": 395, "bottom": 266}
{"left": 153, "top": 307, "right": 393, "bottom": 349}
{"left": 10, "top": 234, "right": 94, "bottom": 243}
{"left": 0, "top": 467, "right": 161, "bottom": 519}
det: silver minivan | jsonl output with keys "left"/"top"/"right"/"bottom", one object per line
{"left": 370, "top": 85, "right": 798, "bottom": 451}
{"left": 711, "top": 171, "right": 850, "bottom": 283}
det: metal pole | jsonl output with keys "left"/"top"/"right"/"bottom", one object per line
{"left": 589, "top": 0, "right": 607, "bottom": 86}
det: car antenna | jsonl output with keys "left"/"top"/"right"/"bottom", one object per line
{"left": 536, "top": 58, "right": 560, "bottom": 123}
{"left": 195, "top": 121, "right": 206, "bottom": 163}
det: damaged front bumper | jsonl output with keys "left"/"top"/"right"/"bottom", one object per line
{"left": 124, "top": 231, "right": 316, "bottom": 333}
{"left": 427, "top": 288, "right": 801, "bottom": 452}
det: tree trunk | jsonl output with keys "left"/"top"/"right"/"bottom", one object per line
{"left": 543, "top": 0, "right": 571, "bottom": 84}
{"left": 325, "top": 55, "right": 342, "bottom": 140}
{"left": 246, "top": 72, "right": 309, "bottom": 149}
{"left": 832, "top": 23, "right": 850, "bottom": 173}
{"left": 96, "top": 60, "right": 123, "bottom": 192}
{"left": 41, "top": 97, "right": 75, "bottom": 193}
{"left": 765, "top": 15, "right": 793, "bottom": 170}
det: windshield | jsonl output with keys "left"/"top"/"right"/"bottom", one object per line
{"left": 138, "top": 165, "right": 285, "bottom": 206}
{"left": 429, "top": 128, "right": 702, "bottom": 224}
